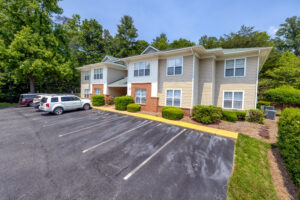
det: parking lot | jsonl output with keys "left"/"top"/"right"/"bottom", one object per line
{"left": 0, "top": 106, "right": 235, "bottom": 200}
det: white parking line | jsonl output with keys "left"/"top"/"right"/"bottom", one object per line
{"left": 43, "top": 115, "right": 100, "bottom": 127}
{"left": 82, "top": 120, "right": 152, "bottom": 154}
{"left": 58, "top": 116, "right": 127, "bottom": 137}
{"left": 123, "top": 128, "right": 187, "bottom": 181}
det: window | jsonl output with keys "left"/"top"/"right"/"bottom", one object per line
{"left": 225, "top": 58, "right": 246, "bottom": 77}
{"left": 167, "top": 57, "right": 183, "bottom": 76}
{"left": 94, "top": 88, "right": 101, "bottom": 95}
{"left": 223, "top": 91, "right": 243, "bottom": 109}
{"left": 72, "top": 97, "right": 80, "bottom": 101}
{"left": 61, "top": 96, "right": 73, "bottom": 101}
{"left": 84, "top": 71, "right": 90, "bottom": 81}
{"left": 135, "top": 89, "right": 146, "bottom": 104}
{"left": 51, "top": 97, "right": 58, "bottom": 102}
{"left": 166, "top": 89, "right": 181, "bottom": 107}
{"left": 84, "top": 89, "right": 90, "bottom": 98}
{"left": 94, "top": 68, "right": 103, "bottom": 80}
{"left": 134, "top": 62, "right": 150, "bottom": 77}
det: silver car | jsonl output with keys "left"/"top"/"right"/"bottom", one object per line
{"left": 39, "top": 95, "right": 92, "bottom": 115}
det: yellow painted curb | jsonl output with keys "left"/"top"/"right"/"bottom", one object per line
{"left": 93, "top": 106, "right": 238, "bottom": 140}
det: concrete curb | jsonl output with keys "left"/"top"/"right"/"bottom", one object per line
{"left": 93, "top": 106, "right": 238, "bottom": 140}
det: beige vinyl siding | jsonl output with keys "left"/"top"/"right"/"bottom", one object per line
{"left": 157, "top": 55, "right": 193, "bottom": 108}
{"left": 80, "top": 83, "right": 90, "bottom": 98}
{"left": 81, "top": 71, "right": 90, "bottom": 84}
{"left": 80, "top": 71, "right": 90, "bottom": 98}
{"left": 214, "top": 56, "right": 258, "bottom": 110}
{"left": 198, "top": 58, "right": 215, "bottom": 105}
{"left": 107, "top": 68, "right": 126, "bottom": 83}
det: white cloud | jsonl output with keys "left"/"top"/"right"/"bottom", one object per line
{"left": 267, "top": 26, "right": 278, "bottom": 37}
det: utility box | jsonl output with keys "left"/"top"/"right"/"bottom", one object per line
{"left": 264, "top": 106, "right": 275, "bottom": 112}
{"left": 265, "top": 110, "right": 276, "bottom": 120}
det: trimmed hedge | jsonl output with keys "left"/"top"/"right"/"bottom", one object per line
{"left": 278, "top": 108, "right": 300, "bottom": 188}
{"left": 264, "top": 86, "right": 300, "bottom": 105}
{"left": 222, "top": 111, "right": 238, "bottom": 122}
{"left": 257, "top": 101, "right": 271, "bottom": 109}
{"left": 91, "top": 95, "right": 105, "bottom": 106}
{"left": 115, "top": 96, "right": 134, "bottom": 110}
{"left": 192, "top": 105, "right": 222, "bottom": 124}
{"left": 233, "top": 110, "right": 247, "bottom": 120}
{"left": 162, "top": 106, "right": 184, "bottom": 120}
{"left": 246, "top": 109, "right": 264, "bottom": 124}
{"left": 127, "top": 103, "right": 141, "bottom": 112}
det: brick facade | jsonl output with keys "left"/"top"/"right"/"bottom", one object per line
{"left": 92, "top": 84, "right": 104, "bottom": 95}
{"left": 131, "top": 83, "right": 159, "bottom": 112}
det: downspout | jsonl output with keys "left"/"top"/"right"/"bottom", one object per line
{"left": 255, "top": 50, "right": 260, "bottom": 109}
{"left": 191, "top": 48, "right": 195, "bottom": 115}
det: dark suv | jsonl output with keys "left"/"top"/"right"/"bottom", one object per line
{"left": 19, "top": 94, "right": 37, "bottom": 106}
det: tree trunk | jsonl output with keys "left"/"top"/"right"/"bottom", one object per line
{"left": 29, "top": 73, "right": 35, "bottom": 93}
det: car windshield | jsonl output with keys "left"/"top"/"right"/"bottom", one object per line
{"left": 41, "top": 97, "right": 48, "bottom": 103}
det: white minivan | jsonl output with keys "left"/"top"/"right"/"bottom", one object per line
{"left": 39, "top": 95, "right": 91, "bottom": 115}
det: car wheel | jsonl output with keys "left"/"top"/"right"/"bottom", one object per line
{"left": 29, "top": 102, "right": 34, "bottom": 107}
{"left": 53, "top": 107, "right": 63, "bottom": 115}
{"left": 83, "top": 104, "right": 90, "bottom": 110}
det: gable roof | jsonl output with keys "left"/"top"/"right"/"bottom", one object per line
{"left": 140, "top": 45, "right": 160, "bottom": 55}
{"left": 77, "top": 55, "right": 126, "bottom": 71}
{"left": 101, "top": 55, "right": 120, "bottom": 63}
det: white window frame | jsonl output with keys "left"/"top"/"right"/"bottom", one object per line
{"left": 165, "top": 89, "right": 182, "bottom": 107}
{"left": 133, "top": 61, "right": 150, "bottom": 77}
{"left": 84, "top": 88, "right": 90, "bottom": 98}
{"left": 94, "top": 68, "right": 103, "bottom": 80}
{"left": 135, "top": 89, "right": 146, "bottom": 104}
{"left": 84, "top": 71, "right": 90, "bottom": 81}
{"left": 224, "top": 57, "right": 246, "bottom": 77}
{"left": 166, "top": 56, "right": 183, "bottom": 76}
{"left": 222, "top": 90, "right": 244, "bottom": 110}
{"left": 94, "top": 88, "right": 101, "bottom": 95}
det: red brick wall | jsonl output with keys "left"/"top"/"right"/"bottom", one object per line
{"left": 92, "top": 84, "right": 104, "bottom": 95}
{"left": 131, "top": 83, "right": 159, "bottom": 112}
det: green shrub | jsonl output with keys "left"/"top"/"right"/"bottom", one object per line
{"left": 246, "top": 109, "right": 264, "bottom": 124}
{"left": 278, "top": 108, "right": 300, "bottom": 188}
{"left": 233, "top": 110, "right": 247, "bottom": 120}
{"left": 91, "top": 95, "right": 105, "bottom": 106}
{"left": 222, "top": 110, "right": 238, "bottom": 122}
{"left": 264, "top": 86, "right": 300, "bottom": 105}
{"left": 127, "top": 103, "right": 141, "bottom": 112}
{"left": 115, "top": 96, "right": 134, "bottom": 110}
{"left": 257, "top": 101, "right": 271, "bottom": 109}
{"left": 162, "top": 106, "right": 184, "bottom": 120}
{"left": 192, "top": 105, "right": 222, "bottom": 124}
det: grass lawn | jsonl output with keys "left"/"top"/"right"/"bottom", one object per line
{"left": 0, "top": 102, "right": 18, "bottom": 107}
{"left": 227, "top": 134, "right": 279, "bottom": 200}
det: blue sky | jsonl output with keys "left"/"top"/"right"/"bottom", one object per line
{"left": 59, "top": 0, "right": 300, "bottom": 43}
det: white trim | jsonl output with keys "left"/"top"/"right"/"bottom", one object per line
{"left": 165, "top": 88, "right": 182, "bottom": 107}
{"left": 222, "top": 90, "right": 245, "bottom": 110}
{"left": 255, "top": 52, "right": 260, "bottom": 108}
{"left": 140, "top": 45, "right": 160, "bottom": 55}
{"left": 166, "top": 56, "right": 184, "bottom": 76}
{"left": 135, "top": 89, "right": 147, "bottom": 105}
{"left": 224, "top": 57, "right": 247, "bottom": 78}
{"left": 191, "top": 54, "right": 195, "bottom": 110}
{"left": 133, "top": 60, "right": 151, "bottom": 77}
{"left": 84, "top": 70, "right": 90, "bottom": 81}
{"left": 93, "top": 68, "right": 103, "bottom": 80}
